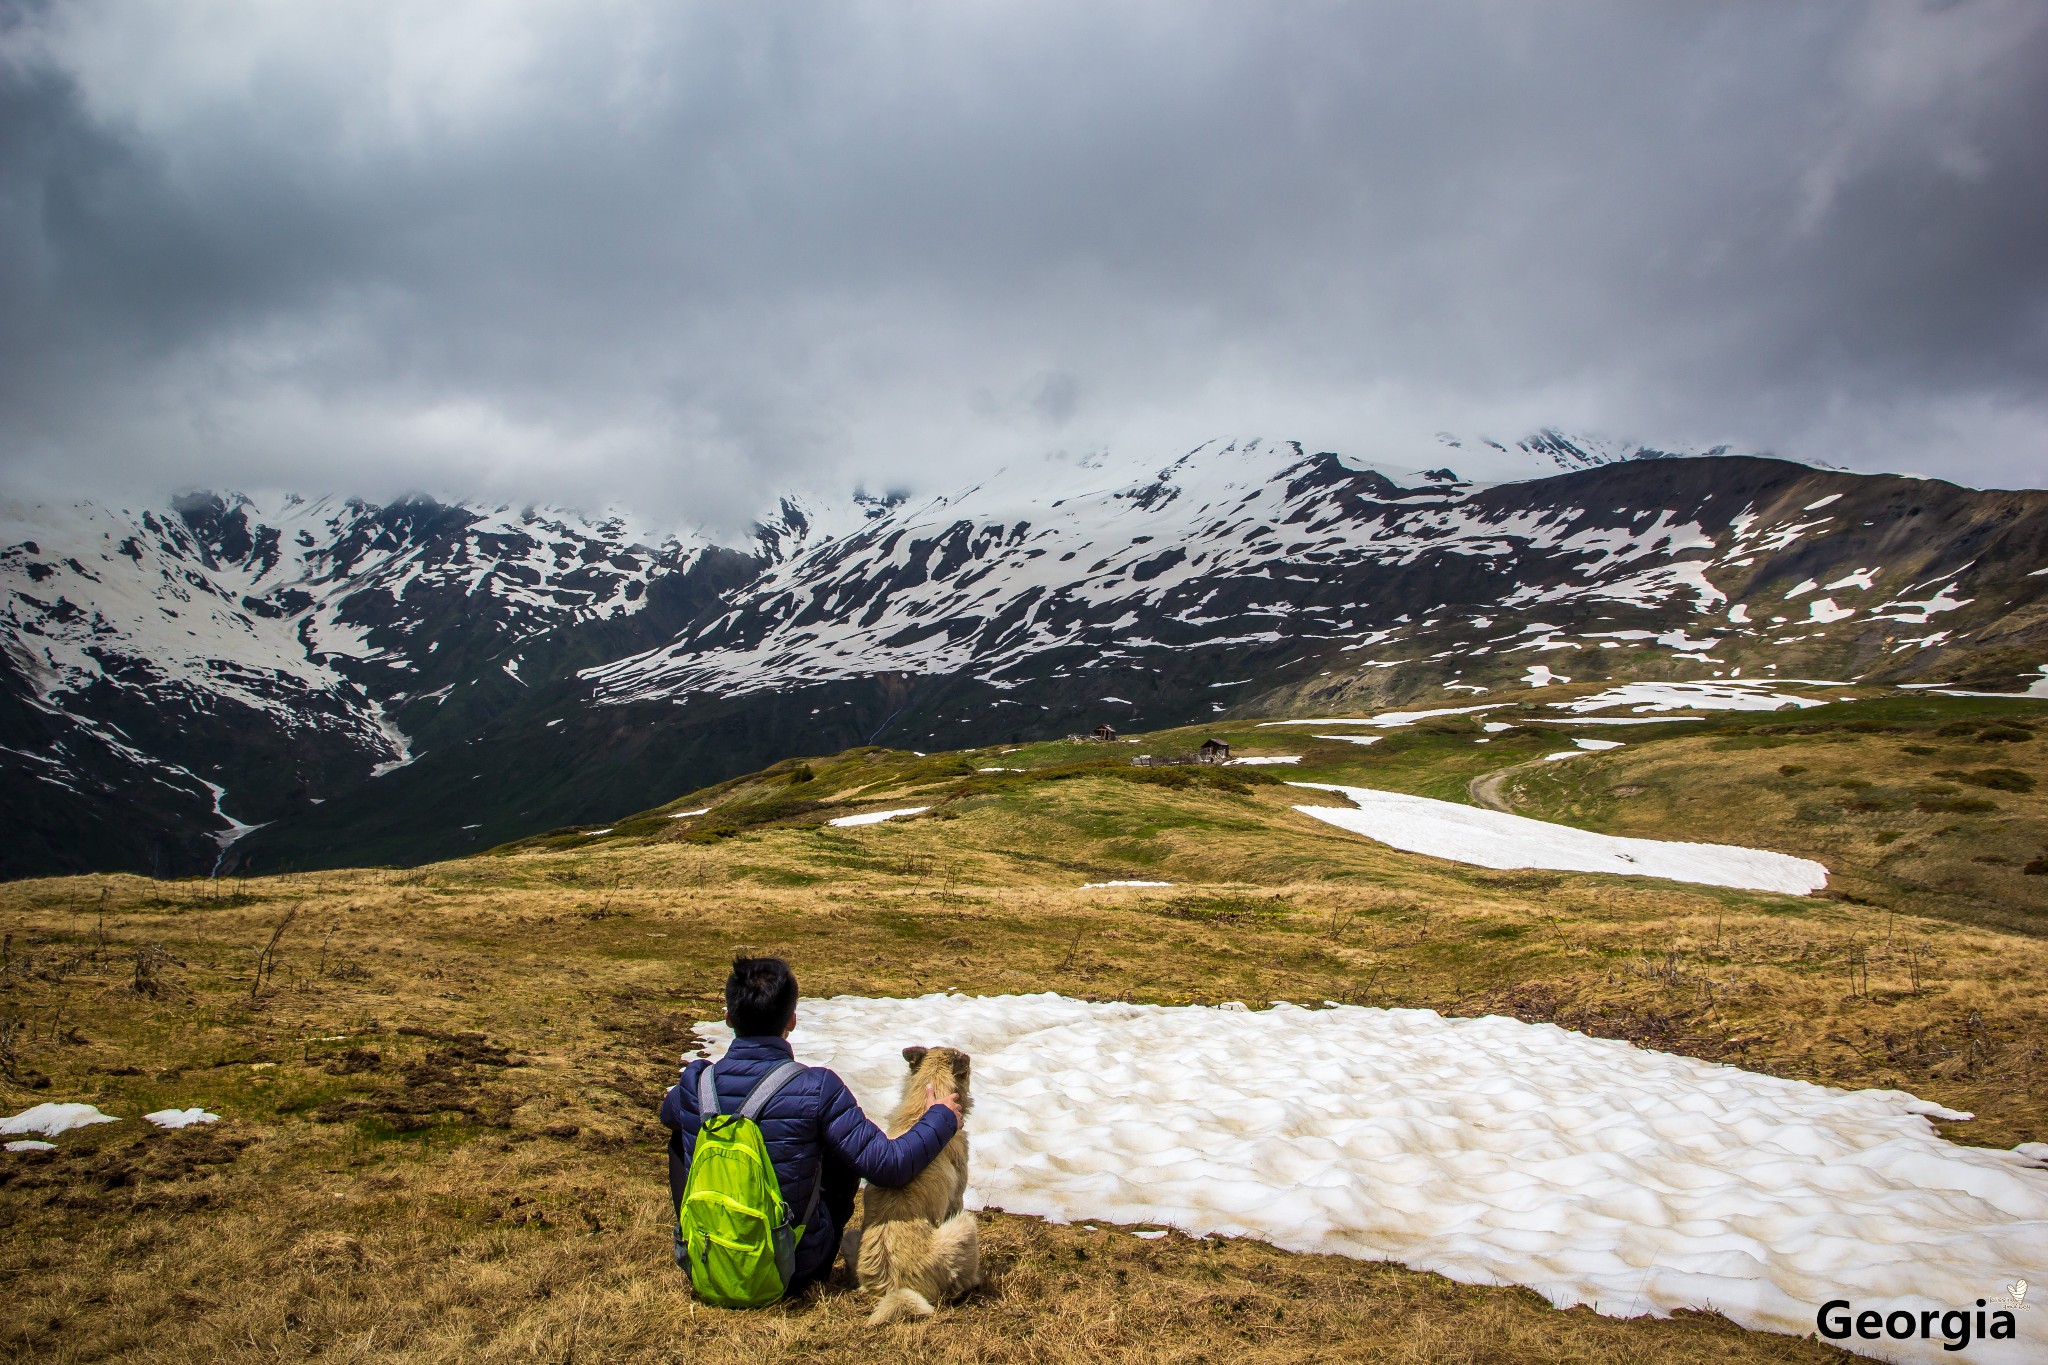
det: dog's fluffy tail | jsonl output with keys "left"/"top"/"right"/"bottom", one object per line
{"left": 867, "top": 1288, "right": 935, "bottom": 1326}
{"left": 859, "top": 1213, "right": 980, "bottom": 1326}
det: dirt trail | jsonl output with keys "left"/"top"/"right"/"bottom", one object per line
{"left": 1467, "top": 761, "right": 1543, "bottom": 812}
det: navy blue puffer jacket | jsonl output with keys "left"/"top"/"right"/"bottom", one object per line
{"left": 658, "top": 1035, "right": 958, "bottom": 1291}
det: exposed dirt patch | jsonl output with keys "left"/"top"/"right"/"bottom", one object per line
{"left": 311, "top": 1031, "right": 522, "bottom": 1131}
{"left": 0, "top": 1126, "right": 257, "bottom": 1213}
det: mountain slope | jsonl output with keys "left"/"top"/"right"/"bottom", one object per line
{"left": 584, "top": 442, "right": 2048, "bottom": 720}
{"left": 0, "top": 492, "right": 755, "bottom": 874}
{"left": 5, "top": 438, "right": 2046, "bottom": 877}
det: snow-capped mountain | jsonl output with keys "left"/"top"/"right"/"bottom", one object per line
{"left": 1435, "top": 428, "right": 1744, "bottom": 476}
{"left": 5, "top": 492, "right": 696, "bottom": 756}
{"left": 581, "top": 437, "right": 2034, "bottom": 712}
{"left": 5, "top": 437, "right": 2044, "bottom": 878}
{"left": 582, "top": 438, "right": 1745, "bottom": 704}
{"left": 0, "top": 490, "right": 754, "bottom": 875}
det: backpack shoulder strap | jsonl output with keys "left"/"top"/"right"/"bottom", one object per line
{"left": 738, "top": 1060, "right": 808, "bottom": 1121}
{"left": 738, "top": 1060, "right": 824, "bottom": 1233}
{"left": 794, "top": 1157, "right": 824, "bottom": 1234}
{"left": 696, "top": 1062, "right": 720, "bottom": 1118}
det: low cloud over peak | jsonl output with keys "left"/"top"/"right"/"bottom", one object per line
{"left": 3, "top": 0, "right": 2043, "bottom": 525}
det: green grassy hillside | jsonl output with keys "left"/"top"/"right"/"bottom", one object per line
{"left": 3, "top": 685, "right": 2042, "bottom": 1362}
{"left": 521, "top": 685, "right": 2047, "bottom": 933}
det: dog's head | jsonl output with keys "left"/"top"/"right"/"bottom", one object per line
{"left": 901, "top": 1044, "right": 972, "bottom": 1116}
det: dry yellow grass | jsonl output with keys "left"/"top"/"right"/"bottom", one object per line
{"left": 5, "top": 715, "right": 2042, "bottom": 1362}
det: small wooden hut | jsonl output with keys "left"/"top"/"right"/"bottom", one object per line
{"left": 1198, "top": 738, "right": 1231, "bottom": 764}
{"left": 1092, "top": 723, "right": 1119, "bottom": 742}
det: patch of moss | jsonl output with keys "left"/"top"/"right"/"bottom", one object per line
{"left": 1154, "top": 893, "right": 1290, "bottom": 924}
{"left": 1915, "top": 797, "right": 1998, "bottom": 814}
{"left": 1935, "top": 767, "right": 2036, "bottom": 793}
{"left": 727, "top": 865, "right": 825, "bottom": 886}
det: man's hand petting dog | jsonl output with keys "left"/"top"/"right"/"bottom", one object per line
{"left": 926, "top": 1085, "right": 962, "bottom": 1121}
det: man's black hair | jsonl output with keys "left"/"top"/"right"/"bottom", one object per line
{"left": 726, "top": 955, "right": 799, "bottom": 1036}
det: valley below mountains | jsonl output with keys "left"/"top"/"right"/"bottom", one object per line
{"left": 6, "top": 436, "right": 2046, "bottom": 879}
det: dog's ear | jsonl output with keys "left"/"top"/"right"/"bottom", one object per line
{"left": 950, "top": 1052, "right": 970, "bottom": 1081}
{"left": 902, "top": 1046, "right": 929, "bottom": 1070}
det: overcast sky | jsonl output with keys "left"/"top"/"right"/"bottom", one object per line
{"left": 2, "top": 1, "right": 2043, "bottom": 530}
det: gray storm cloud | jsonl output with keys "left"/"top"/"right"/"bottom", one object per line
{"left": 1, "top": 0, "right": 2043, "bottom": 532}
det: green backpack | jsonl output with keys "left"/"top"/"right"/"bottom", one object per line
{"left": 679, "top": 1060, "right": 821, "bottom": 1308}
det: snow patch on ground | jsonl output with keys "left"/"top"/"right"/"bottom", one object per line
{"left": 1552, "top": 681, "right": 1825, "bottom": 714}
{"left": 668, "top": 808, "right": 710, "bottom": 818}
{"left": 1260, "top": 704, "right": 1506, "bottom": 729}
{"left": 827, "top": 806, "right": 930, "bottom": 827}
{"left": 144, "top": 1108, "right": 219, "bottom": 1129}
{"left": 2, "top": 1103, "right": 120, "bottom": 1137}
{"left": 1314, "top": 735, "right": 1384, "bottom": 746}
{"left": 696, "top": 993, "right": 2047, "bottom": 1364}
{"left": 1573, "top": 738, "right": 1624, "bottom": 751}
{"left": 1901, "top": 667, "right": 2048, "bottom": 700}
{"left": 1523, "top": 665, "right": 1566, "bottom": 686}
{"left": 1289, "top": 783, "right": 1828, "bottom": 894}
{"left": 1872, "top": 582, "right": 1971, "bottom": 625}
{"left": 1228, "top": 756, "right": 1301, "bottom": 766}
{"left": 197, "top": 777, "right": 269, "bottom": 868}
{"left": 5, "top": 1140, "right": 56, "bottom": 1152}
{"left": 367, "top": 703, "right": 418, "bottom": 777}
{"left": 1807, "top": 596, "right": 1855, "bottom": 624}
{"left": 1080, "top": 880, "right": 1174, "bottom": 889}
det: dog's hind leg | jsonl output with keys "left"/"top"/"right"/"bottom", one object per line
{"left": 931, "top": 1213, "right": 981, "bottom": 1296}
{"left": 860, "top": 1221, "right": 926, "bottom": 1291}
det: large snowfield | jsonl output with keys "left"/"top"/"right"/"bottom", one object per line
{"left": 1291, "top": 783, "right": 1829, "bottom": 894}
{"left": 702, "top": 994, "right": 2048, "bottom": 1364}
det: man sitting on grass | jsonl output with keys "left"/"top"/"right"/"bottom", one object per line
{"left": 659, "top": 955, "right": 961, "bottom": 1299}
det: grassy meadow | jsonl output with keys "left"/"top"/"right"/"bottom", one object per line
{"left": 3, "top": 685, "right": 2045, "bottom": 1362}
